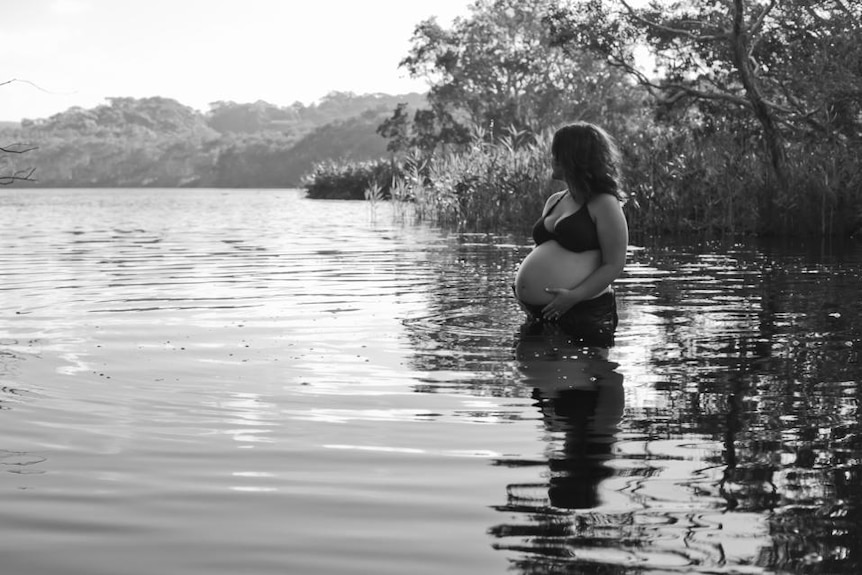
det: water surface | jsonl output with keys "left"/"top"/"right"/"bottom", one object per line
{"left": 1, "top": 188, "right": 861, "bottom": 574}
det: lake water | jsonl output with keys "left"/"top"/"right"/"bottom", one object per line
{"left": 2, "top": 188, "right": 861, "bottom": 575}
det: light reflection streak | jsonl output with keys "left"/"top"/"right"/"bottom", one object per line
{"left": 324, "top": 444, "right": 502, "bottom": 458}
{"left": 207, "top": 392, "right": 278, "bottom": 447}
{"left": 292, "top": 409, "right": 438, "bottom": 424}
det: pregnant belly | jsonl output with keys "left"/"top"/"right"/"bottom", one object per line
{"left": 514, "top": 241, "right": 603, "bottom": 305}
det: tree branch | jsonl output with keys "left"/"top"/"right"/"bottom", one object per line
{"left": 0, "top": 143, "right": 38, "bottom": 154}
{"left": 619, "top": 0, "right": 728, "bottom": 42}
{"left": 0, "top": 77, "right": 70, "bottom": 95}
{"left": 832, "top": 0, "right": 860, "bottom": 28}
{"left": 662, "top": 83, "right": 751, "bottom": 107}
{"left": 0, "top": 167, "right": 37, "bottom": 185}
{"left": 750, "top": 0, "right": 777, "bottom": 36}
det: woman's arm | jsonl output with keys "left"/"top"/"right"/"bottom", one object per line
{"left": 570, "top": 193, "right": 628, "bottom": 299}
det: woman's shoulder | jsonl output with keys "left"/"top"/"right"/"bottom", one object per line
{"left": 586, "top": 192, "right": 626, "bottom": 224}
{"left": 587, "top": 192, "right": 623, "bottom": 210}
{"left": 544, "top": 189, "right": 567, "bottom": 207}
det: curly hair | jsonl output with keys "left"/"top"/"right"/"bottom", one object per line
{"left": 551, "top": 122, "right": 625, "bottom": 203}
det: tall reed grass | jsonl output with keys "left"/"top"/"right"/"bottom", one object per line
{"left": 387, "top": 127, "right": 558, "bottom": 234}
{"left": 623, "top": 126, "right": 862, "bottom": 237}
{"left": 303, "top": 124, "right": 862, "bottom": 237}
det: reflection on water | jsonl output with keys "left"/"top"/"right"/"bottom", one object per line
{"left": 1, "top": 188, "right": 862, "bottom": 574}
{"left": 513, "top": 326, "right": 623, "bottom": 510}
{"left": 490, "top": 324, "right": 626, "bottom": 567}
{"left": 402, "top": 230, "right": 862, "bottom": 573}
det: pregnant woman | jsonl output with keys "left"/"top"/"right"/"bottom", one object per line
{"left": 514, "top": 122, "right": 628, "bottom": 346}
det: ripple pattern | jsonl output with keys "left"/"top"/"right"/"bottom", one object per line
{"left": 2, "top": 189, "right": 862, "bottom": 575}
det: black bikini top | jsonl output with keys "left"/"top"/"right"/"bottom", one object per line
{"left": 531, "top": 192, "right": 600, "bottom": 252}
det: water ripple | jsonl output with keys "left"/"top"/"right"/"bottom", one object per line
{"left": 3, "top": 190, "right": 862, "bottom": 575}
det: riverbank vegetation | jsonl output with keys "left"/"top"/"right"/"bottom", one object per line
{"left": 307, "top": 0, "right": 862, "bottom": 237}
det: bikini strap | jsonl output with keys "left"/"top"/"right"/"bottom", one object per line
{"left": 542, "top": 191, "right": 568, "bottom": 217}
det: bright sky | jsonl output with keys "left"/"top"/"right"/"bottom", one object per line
{"left": 0, "top": 0, "right": 475, "bottom": 122}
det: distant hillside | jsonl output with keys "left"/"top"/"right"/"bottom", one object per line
{"left": 207, "top": 92, "right": 426, "bottom": 136}
{"left": 0, "top": 91, "right": 427, "bottom": 188}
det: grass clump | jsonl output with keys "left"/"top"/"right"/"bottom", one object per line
{"left": 303, "top": 159, "right": 397, "bottom": 200}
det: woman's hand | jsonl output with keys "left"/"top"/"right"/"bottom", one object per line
{"left": 541, "top": 287, "right": 579, "bottom": 321}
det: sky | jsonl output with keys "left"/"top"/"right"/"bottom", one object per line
{"left": 0, "top": 0, "right": 475, "bottom": 122}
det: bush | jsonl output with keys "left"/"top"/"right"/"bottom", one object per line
{"left": 302, "top": 158, "right": 398, "bottom": 200}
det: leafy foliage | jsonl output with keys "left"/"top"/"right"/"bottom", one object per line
{"left": 385, "top": 0, "right": 644, "bottom": 152}
{"left": 546, "top": 0, "right": 862, "bottom": 234}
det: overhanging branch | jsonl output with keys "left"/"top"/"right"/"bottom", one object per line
{"left": 619, "top": 0, "right": 728, "bottom": 43}
{"left": 750, "top": 0, "right": 777, "bottom": 36}
{"left": 1, "top": 143, "right": 38, "bottom": 154}
{"left": 0, "top": 167, "right": 37, "bottom": 185}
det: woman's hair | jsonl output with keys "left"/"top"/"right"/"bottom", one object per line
{"left": 551, "top": 122, "right": 625, "bottom": 202}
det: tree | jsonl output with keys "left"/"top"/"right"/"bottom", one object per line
{"left": 386, "top": 0, "right": 640, "bottom": 152}
{"left": 547, "top": 0, "right": 862, "bottom": 187}
{"left": 376, "top": 102, "right": 412, "bottom": 153}
{"left": 763, "top": 1, "right": 862, "bottom": 140}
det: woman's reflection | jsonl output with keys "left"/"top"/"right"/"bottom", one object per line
{"left": 514, "top": 320, "right": 624, "bottom": 510}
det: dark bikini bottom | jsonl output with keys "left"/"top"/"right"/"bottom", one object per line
{"left": 517, "top": 290, "right": 619, "bottom": 347}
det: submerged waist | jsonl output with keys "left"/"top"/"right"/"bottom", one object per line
{"left": 518, "top": 289, "right": 615, "bottom": 317}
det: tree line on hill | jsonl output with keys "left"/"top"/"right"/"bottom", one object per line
{"left": 0, "top": 91, "right": 426, "bottom": 188}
